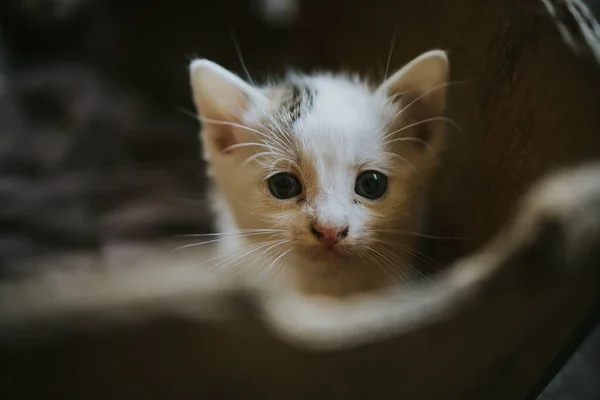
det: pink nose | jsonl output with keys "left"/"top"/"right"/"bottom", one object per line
{"left": 310, "top": 223, "right": 349, "bottom": 246}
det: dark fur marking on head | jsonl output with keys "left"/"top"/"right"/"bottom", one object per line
{"left": 287, "top": 85, "right": 303, "bottom": 124}
{"left": 282, "top": 84, "right": 314, "bottom": 126}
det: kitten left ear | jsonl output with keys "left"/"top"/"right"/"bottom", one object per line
{"left": 189, "top": 59, "right": 267, "bottom": 156}
{"left": 378, "top": 50, "right": 449, "bottom": 150}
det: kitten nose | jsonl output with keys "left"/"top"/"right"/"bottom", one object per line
{"left": 310, "top": 223, "right": 349, "bottom": 245}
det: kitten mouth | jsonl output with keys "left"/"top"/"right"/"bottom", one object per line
{"left": 309, "top": 244, "right": 346, "bottom": 258}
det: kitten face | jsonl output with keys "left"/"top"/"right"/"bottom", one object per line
{"left": 190, "top": 51, "right": 449, "bottom": 291}
{"left": 248, "top": 77, "right": 411, "bottom": 254}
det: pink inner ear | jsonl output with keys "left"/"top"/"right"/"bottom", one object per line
{"left": 218, "top": 134, "right": 238, "bottom": 154}
{"left": 416, "top": 125, "right": 433, "bottom": 145}
{"left": 206, "top": 125, "right": 239, "bottom": 155}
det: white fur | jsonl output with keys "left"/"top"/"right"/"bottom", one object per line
{"left": 190, "top": 51, "right": 449, "bottom": 296}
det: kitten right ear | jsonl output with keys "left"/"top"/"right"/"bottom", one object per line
{"left": 378, "top": 50, "right": 449, "bottom": 153}
{"left": 189, "top": 59, "right": 266, "bottom": 155}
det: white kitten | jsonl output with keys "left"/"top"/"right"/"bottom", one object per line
{"left": 189, "top": 50, "right": 449, "bottom": 297}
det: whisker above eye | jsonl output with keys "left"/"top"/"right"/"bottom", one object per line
{"left": 195, "top": 116, "right": 292, "bottom": 152}
{"left": 243, "top": 151, "right": 287, "bottom": 167}
{"left": 380, "top": 80, "right": 468, "bottom": 130}
{"left": 229, "top": 28, "right": 255, "bottom": 86}
{"left": 383, "top": 137, "right": 431, "bottom": 149}
{"left": 380, "top": 152, "right": 419, "bottom": 172}
{"left": 223, "top": 142, "right": 281, "bottom": 154}
{"left": 196, "top": 116, "right": 298, "bottom": 170}
{"left": 383, "top": 25, "right": 398, "bottom": 83}
{"left": 381, "top": 116, "right": 465, "bottom": 144}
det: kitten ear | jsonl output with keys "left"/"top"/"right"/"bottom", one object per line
{"left": 189, "top": 59, "right": 266, "bottom": 155}
{"left": 378, "top": 50, "right": 449, "bottom": 151}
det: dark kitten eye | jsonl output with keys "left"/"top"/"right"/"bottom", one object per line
{"left": 355, "top": 170, "right": 388, "bottom": 199}
{"left": 268, "top": 172, "right": 302, "bottom": 199}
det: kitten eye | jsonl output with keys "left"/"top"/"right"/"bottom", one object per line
{"left": 355, "top": 170, "right": 388, "bottom": 199}
{"left": 268, "top": 172, "right": 302, "bottom": 199}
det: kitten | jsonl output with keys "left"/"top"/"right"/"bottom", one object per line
{"left": 189, "top": 50, "right": 449, "bottom": 297}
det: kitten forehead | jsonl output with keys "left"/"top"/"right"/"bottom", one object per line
{"left": 278, "top": 83, "right": 315, "bottom": 127}
{"left": 285, "top": 74, "right": 392, "bottom": 165}
{"left": 297, "top": 74, "right": 387, "bottom": 133}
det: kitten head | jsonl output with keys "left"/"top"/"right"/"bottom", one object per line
{"left": 190, "top": 51, "right": 449, "bottom": 288}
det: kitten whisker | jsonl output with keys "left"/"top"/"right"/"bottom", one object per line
{"left": 265, "top": 112, "right": 295, "bottom": 145}
{"left": 375, "top": 238, "right": 445, "bottom": 271}
{"left": 241, "top": 242, "right": 285, "bottom": 278}
{"left": 372, "top": 240, "right": 437, "bottom": 280}
{"left": 381, "top": 116, "right": 464, "bottom": 145}
{"left": 380, "top": 152, "right": 419, "bottom": 172}
{"left": 214, "top": 238, "right": 291, "bottom": 273}
{"left": 243, "top": 151, "right": 286, "bottom": 167}
{"left": 178, "top": 106, "right": 201, "bottom": 121}
{"left": 257, "top": 248, "right": 293, "bottom": 281}
{"left": 205, "top": 243, "right": 271, "bottom": 274}
{"left": 173, "top": 231, "right": 286, "bottom": 251}
{"left": 262, "top": 112, "right": 301, "bottom": 161}
{"left": 386, "top": 245, "right": 440, "bottom": 274}
{"left": 371, "top": 47, "right": 385, "bottom": 81}
{"left": 387, "top": 91, "right": 407, "bottom": 104}
{"left": 371, "top": 244, "right": 423, "bottom": 288}
{"left": 369, "top": 228, "right": 465, "bottom": 240}
{"left": 177, "top": 229, "right": 288, "bottom": 238}
{"left": 229, "top": 240, "right": 292, "bottom": 278}
{"left": 356, "top": 249, "right": 398, "bottom": 287}
{"left": 381, "top": 80, "right": 467, "bottom": 130}
{"left": 185, "top": 238, "right": 283, "bottom": 271}
{"left": 223, "top": 142, "right": 281, "bottom": 154}
{"left": 382, "top": 137, "right": 432, "bottom": 150}
{"left": 369, "top": 246, "right": 413, "bottom": 290}
{"left": 229, "top": 28, "right": 256, "bottom": 86}
{"left": 274, "top": 256, "right": 292, "bottom": 287}
{"left": 252, "top": 245, "right": 284, "bottom": 279}
{"left": 383, "top": 25, "right": 399, "bottom": 82}
{"left": 265, "top": 157, "right": 298, "bottom": 175}
{"left": 256, "top": 112, "right": 297, "bottom": 152}
{"left": 197, "top": 116, "right": 291, "bottom": 152}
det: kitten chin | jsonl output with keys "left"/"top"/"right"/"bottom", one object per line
{"left": 293, "top": 257, "right": 391, "bottom": 297}
{"left": 190, "top": 50, "right": 450, "bottom": 297}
